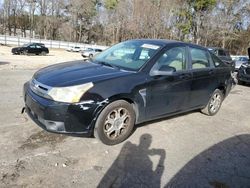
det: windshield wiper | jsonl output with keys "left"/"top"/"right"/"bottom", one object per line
{"left": 96, "top": 61, "right": 120, "bottom": 70}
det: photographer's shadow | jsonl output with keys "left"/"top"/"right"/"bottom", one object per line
{"left": 98, "top": 134, "right": 166, "bottom": 188}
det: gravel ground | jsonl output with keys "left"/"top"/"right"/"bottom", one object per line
{"left": 0, "top": 45, "right": 250, "bottom": 188}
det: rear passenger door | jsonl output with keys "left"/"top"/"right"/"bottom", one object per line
{"left": 188, "top": 47, "right": 216, "bottom": 108}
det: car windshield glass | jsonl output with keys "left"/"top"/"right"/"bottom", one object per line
{"left": 85, "top": 49, "right": 93, "bottom": 51}
{"left": 93, "top": 41, "right": 162, "bottom": 71}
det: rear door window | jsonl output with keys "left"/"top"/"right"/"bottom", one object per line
{"left": 210, "top": 53, "right": 226, "bottom": 67}
{"left": 190, "top": 48, "right": 210, "bottom": 69}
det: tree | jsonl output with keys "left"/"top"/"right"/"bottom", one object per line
{"left": 104, "top": 0, "right": 119, "bottom": 10}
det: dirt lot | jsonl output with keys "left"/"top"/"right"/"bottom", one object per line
{"left": 1, "top": 45, "right": 250, "bottom": 188}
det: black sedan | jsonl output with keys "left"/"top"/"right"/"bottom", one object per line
{"left": 12, "top": 43, "right": 49, "bottom": 55}
{"left": 23, "top": 39, "right": 233, "bottom": 145}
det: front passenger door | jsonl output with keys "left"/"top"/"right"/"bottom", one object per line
{"left": 146, "top": 46, "right": 192, "bottom": 119}
{"left": 28, "top": 45, "right": 36, "bottom": 54}
{"left": 35, "top": 45, "right": 42, "bottom": 54}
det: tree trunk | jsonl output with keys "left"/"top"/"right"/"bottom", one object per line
{"left": 13, "top": 9, "right": 16, "bottom": 35}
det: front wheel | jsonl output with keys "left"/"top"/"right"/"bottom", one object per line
{"left": 201, "top": 89, "right": 224, "bottom": 116}
{"left": 21, "top": 50, "right": 28, "bottom": 55}
{"left": 94, "top": 100, "right": 135, "bottom": 145}
{"left": 238, "top": 80, "right": 244, "bottom": 85}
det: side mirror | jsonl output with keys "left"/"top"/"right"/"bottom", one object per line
{"left": 150, "top": 65, "right": 176, "bottom": 76}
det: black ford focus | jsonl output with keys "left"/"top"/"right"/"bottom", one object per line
{"left": 23, "top": 39, "right": 233, "bottom": 145}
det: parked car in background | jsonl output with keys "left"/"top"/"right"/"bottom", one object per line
{"left": 208, "top": 47, "right": 233, "bottom": 64}
{"left": 231, "top": 55, "right": 241, "bottom": 61}
{"left": 237, "top": 48, "right": 250, "bottom": 84}
{"left": 12, "top": 43, "right": 49, "bottom": 55}
{"left": 81, "top": 48, "right": 103, "bottom": 58}
{"left": 234, "top": 56, "right": 249, "bottom": 70}
{"left": 23, "top": 39, "right": 233, "bottom": 145}
{"left": 66, "top": 46, "right": 82, "bottom": 52}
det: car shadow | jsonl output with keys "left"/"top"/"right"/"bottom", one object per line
{"left": 238, "top": 83, "right": 250, "bottom": 87}
{"left": 165, "top": 134, "right": 250, "bottom": 187}
{"left": 98, "top": 134, "right": 166, "bottom": 188}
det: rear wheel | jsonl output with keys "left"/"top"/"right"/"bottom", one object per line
{"left": 94, "top": 100, "right": 135, "bottom": 145}
{"left": 41, "top": 51, "right": 46, "bottom": 56}
{"left": 201, "top": 89, "right": 224, "bottom": 116}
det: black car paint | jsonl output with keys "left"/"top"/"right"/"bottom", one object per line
{"left": 23, "top": 40, "right": 233, "bottom": 136}
{"left": 12, "top": 43, "right": 49, "bottom": 55}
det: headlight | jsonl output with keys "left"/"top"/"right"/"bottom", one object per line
{"left": 47, "top": 82, "right": 93, "bottom": 103}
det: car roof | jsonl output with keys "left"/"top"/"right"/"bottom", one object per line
{"left": 127, "top": 39, "right": 208, "bottom": 50}
{"left": 28, "top": 43, "right": 44, "bottom": 45}
{"left": 208, "top": 47, "right": 228, "bottom": 51}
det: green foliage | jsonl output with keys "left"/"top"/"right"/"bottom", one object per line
{"left": 176, "top": 9, "right": 193, "bottom": 35}
{"left": 188, "top": 0, "right": 217, "bottom": 12}
{"left": 105, "top": 0, "right": 119, "bottom": 10}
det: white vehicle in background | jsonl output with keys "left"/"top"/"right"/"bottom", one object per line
{"left": 231, "top": 55, "right": 241, "bottom": 61}
{"left": 66, "top": 46, "right": 82, "bottom": 52}
{"left": 81, "top": 48, "right": 103, "bottom": 58}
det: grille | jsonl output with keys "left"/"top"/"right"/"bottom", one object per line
{"left": 246, "top": 68, "right": 250, "bottom": 75}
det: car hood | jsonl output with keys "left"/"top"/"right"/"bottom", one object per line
{"left": 34, "top": 60, "right": 133, "bottom": 87}
{"left": 12, "top": 47, "right": 23, "bottom": 51}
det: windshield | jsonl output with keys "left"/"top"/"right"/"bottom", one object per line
{"left": 93, "top": 41, "right": 162, "bottom": 71}
{"left": 85, "top": 48, "right": 93, "bottom": 52}
{"left": 239, "top": 57, "right": 249, "bottom": 61}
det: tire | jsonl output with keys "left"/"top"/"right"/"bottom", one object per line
{"left": 94, "top": 100, "right": 135, "bottom": 145}
{"left": 21, "top": 51, "right": 27, "bottom": 55}
{"left": 89, "top": 54, "right": 93, "bottom": 58}
{"left": 201, "top": 89, "right": 224, "bottom": 116}
{"left": 238, "top": 80, "right": 244, "bottom": 85}
{"left": 41, "top": 51, "right": 46, "bottom": 56}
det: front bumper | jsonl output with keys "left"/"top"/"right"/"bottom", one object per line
{"left": 23, "top": 82, "right": 97, "bottom": 136}
{"left": 237, "top": 73, "right": 250, "bottom": 83}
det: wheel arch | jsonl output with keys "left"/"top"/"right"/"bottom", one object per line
{"left": 107, "top": 95, "right": 139, "bottom": 123}
{"left": 91, "top": 94, "right": 140, "bottom": 132}
{"left": 217, "top": 85, "right": 226, "bottom": 96}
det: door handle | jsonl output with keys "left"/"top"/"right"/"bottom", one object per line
{"left": 179, "top": 74, "right": 192, "bottom": 79}
{"left": 209, "top": 70, "right": 215, "bottom": 75}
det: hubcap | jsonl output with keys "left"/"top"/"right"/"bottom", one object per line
{"left": 209, "top": 93, "right": 221, "bottom": 113}
{"left": 103, "top": 108, "right": 130, "bottom": 140}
